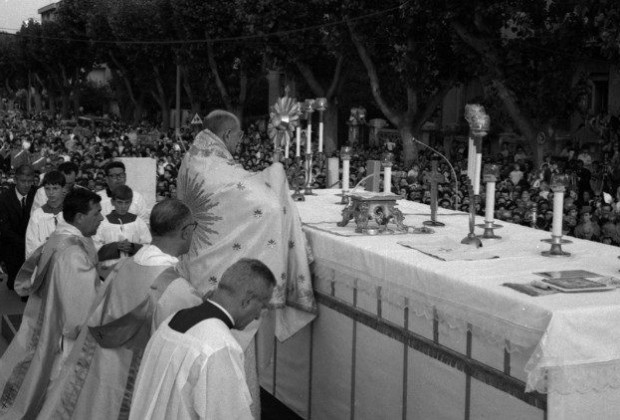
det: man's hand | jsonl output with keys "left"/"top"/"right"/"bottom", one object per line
{"left": 117, "top": 240, "right": 133, "bottom": 253}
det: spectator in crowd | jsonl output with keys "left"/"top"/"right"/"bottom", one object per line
{"left": 0, "top": 164, "right": 35, "bottom": 291}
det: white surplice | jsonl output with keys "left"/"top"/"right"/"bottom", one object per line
{"left": 129, "top": 316, "right": 253, "bottom": 420}
{"left": 34, "top": 245, "right": 178, "bottom": 420}
{"left": 25, "top": 207, "right": 65, "bottom": 258}
{"left": 0, "top": 222, "right": 99, "bottom": 419}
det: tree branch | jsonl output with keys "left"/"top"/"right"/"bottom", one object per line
{"left": 347, "top": 20, "right": 400, "bottom": 126}
{"left": 326, "top": 53, "right": 344, "bottom": 99}
{"left": 205, "top": 35, "right": 232, "bottom": 110}
{"left": 295, "top": 59, "right": 325, "bottom": 97}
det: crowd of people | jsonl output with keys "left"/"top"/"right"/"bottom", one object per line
{"left": 3, "top": 111, "right": 620, "bottom": 248}
{"left": 2, "top": 107, "right": 620, "bottom": 418}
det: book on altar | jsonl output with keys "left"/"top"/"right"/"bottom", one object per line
{"left": 540, "top": 277, "right": 615, "bottom": 293}
{"left": 534, "top": 270, "right": 601, "bottom": 279}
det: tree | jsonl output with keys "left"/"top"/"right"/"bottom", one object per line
{"left": 448, "top": 1, "right": 591, "bottom": 165}
{"left": 341, "top": 1, "right": 473, "bottom": 165}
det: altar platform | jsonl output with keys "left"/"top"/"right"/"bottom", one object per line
{"left": 258, "top": 189, "right": 620, "bottom": 420}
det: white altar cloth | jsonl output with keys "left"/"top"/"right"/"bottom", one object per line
{"left": 262, "top": 190, "right": 620, "bottom": 420}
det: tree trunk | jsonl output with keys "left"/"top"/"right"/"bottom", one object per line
{"left": 181, "top": 65, "right": 200, "bottom": 114}
{"left": 61, "top": 92, "right": 70, "bottom": 118}
{"left": 324, "top": 105, "right": 338, "bottom": 155}
{"left": 48, "top": 92, "right": 56, "bottom": 116}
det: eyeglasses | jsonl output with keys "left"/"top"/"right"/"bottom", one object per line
{"left": 107, "top": 172, "right": 126, "bottom": 180}
{"left": 182, "top": 221, "right": 198, "bottom": 232}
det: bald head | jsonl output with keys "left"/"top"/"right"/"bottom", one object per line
{"left": 204, "top": 110, "right": 243, "bottom": 152}
{"left": 150, "top": 199, "right": 192, "bottom": 237}
{"left": 213, "top": 258, "right": 276, "bottom": 330}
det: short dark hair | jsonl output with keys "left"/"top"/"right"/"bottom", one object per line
{"left": 63, "top": 188, "right": 101, "bottom": 223}
{"left": 42, "top": 170, "right": 66, "bottom": 187}
{"left": 150, "top": 199, "right": 192, "bottom": 237}
{"left": 104, "top": 161, "right": 126, "bottom": 176}
{"left": 110, "top": 185, "right": 133, "bottom": 201}
{"left": 58, "top": 161, "right": 79, "bottom": 175}
{"left": 15, "top": 164, "right": 34, "bottom": 177}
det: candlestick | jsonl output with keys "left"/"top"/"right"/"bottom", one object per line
{"left": 306, "top": 123, "right": 312, "bottom": 154}
{"left": 340, "top": 146, "right": 352, "bottom": 204}
{"left": 423, "top": 156, "right": 445, "bottom": 227}
{"left": 381, "top": 151, "right": 393, "bottom": 194}
{"left": 383, "top": 166, "right": 391, "bottom": 193}
{"left": 541, "top": 174, "right": 571, "bottom": 256}
{"left": 284, "top": 137, "right": 290, "bottom": 159}
{"left": 343, "top": 159, "right": 350, "bottom": 191}
{"left": 316, "top": 97, "right": 327, "bottom": 153}
{"left": 476, "top": 164, "right": 502, "bottom": 239}
{"left": 295, "top": 127, "right": 301, "bottom": 157}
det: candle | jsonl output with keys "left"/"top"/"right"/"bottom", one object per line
{"left": 383, "top": 166, "right": 392, "bottom": 194}
{"left": 284, "top": 136, "right": 290, "bottom": 159}
{"left": 295, "top": 127, "right": 301, "bottom": 157}
{"left": 485, "top": 180, "right": 495, "bottom": 223}
{"left": 306, "top": 123, "right": 312, "bottom": 154}
{"left": 552, "top": 189, "right": 564, "bottom": 237}
{"left": 318, "top": 121, "right": 324, "bottom": 153}
{"left": 342, "top": 159, "right": 350, "bottom": 191}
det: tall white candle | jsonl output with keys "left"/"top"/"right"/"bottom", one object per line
{"left": 485, "top": 181, "right": 495, "bottom": 223}
{"left": 552, "top": 190, "right": 564, "bottom": 237}
{"left": 306, "top": 124, "right": 312, "bottom": 154}
{"left": 295, "top": 127, "right": 301, "bottom": 157}
{"left": 318, "top": 121, "right": 324, "bottom": 153}
{"left": 383, "top": 166, "right": 392, "bottom": 194}
{"left": 284, "top": 137, "right": 290, "bottom": 159}
{"left": 342, "top": 159, "right": 350, "bottom": 191}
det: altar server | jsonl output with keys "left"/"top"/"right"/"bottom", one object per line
{"left": 0, "top": 189, "right": 102, "bottom": 419}
{"left": 25, "top": 170, "right": 66, "bottom": 258}
{"left": 94, "top": 185, "right": 151, "bottom": 270}
{"left": 36, "top": 199, "right": 193, "bottom": 420}
{"left": 98, "top": 161, "right": 150, "bottom": 225}
{"left": 129, "top": 259, "right": 275, "bottom": 420}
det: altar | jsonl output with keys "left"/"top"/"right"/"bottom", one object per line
{"left": 258, "top": 189, "right": 620, "bottom": 420}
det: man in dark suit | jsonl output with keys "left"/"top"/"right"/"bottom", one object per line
{"left": 0, "top": 164, "right": 36, "bottom": 290}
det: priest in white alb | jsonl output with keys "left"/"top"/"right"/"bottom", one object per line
{"left": 35, "top": 199, "right": 194, "bottom": 420}
{"left": 129, "top": 259, "right": 276, "bottom": 420}
{"left": 0, "top": 189, "right": 103, "bottom": 419}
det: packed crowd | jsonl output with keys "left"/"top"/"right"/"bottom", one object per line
{"left": 3, "top": 111, "right": 620, "bottom": 247}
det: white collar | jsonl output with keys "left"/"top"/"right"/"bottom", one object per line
{"left": 133, "top": 244, "right": 178, "bottom": 267}
{"left": 207, "top": 299, "right": 235, "bottom": 326}
{"left": 15, "top": 189, "right": 26, "bottom": 202}
{"left": 55, "top": 221, "right": 84, "bottom": 238}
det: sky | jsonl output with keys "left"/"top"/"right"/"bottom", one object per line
{"left": 0, "top": 0, "right": 52, "bottom": 33}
